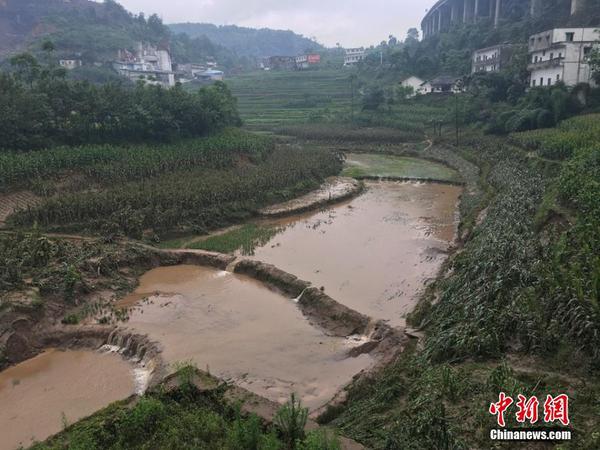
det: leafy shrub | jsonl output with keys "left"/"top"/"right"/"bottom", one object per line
{"left": 275, "top": 394, "right": 308, "bottom": 449}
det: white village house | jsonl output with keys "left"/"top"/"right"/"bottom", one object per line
{"left": 472, "top": 44, "right": 516, "bottom": 74}
{"left": 113, "top": 42, "right": 175, "bottom": 87}
{"left": 59, "top": 59, "right": 82, "bottom": 70}
{"left": 344, "top": 48, "right": 366, "bottom": 67}
{"left": 528, "top": 28, "right": 599, "bottom": 88}
{"left": 400, "top": 76, "right": 431, "bottom": 96}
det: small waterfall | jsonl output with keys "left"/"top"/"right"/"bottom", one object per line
{"left": 99, "top": 329, "right": 159, "bottom": 395}
{"left": 225, "top": 258, "right": 239, "bottom": 273}
{"left": 293, "top": 287, "right": 309, "bottom": 303}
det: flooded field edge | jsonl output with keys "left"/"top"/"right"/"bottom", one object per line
{"left": 259, "top": 176, "right": 364, "bottom": 218}
{"left": 1, "top": 175, "right": 461, "bottom": 449}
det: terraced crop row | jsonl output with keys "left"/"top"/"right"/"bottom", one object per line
{"left": 0, "top": 129, "right": 273, "bottom": 191}
{"left": 510, "top": 113, "right": 600, "bottom": 160}
{"left": 9, "top": 146, "right": 343, "bottom": 238}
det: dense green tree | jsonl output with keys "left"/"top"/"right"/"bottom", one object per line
{"left": 0, "top": 55, "right": 241, "bottom": 151}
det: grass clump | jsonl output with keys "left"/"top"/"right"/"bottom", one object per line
{"left": 189, "top": 224, "right": 281, "bottom": 255}
{"left": 34, "top": 374, "right": 342, "bottom": 450}
{"left": 342, "top": 153, "right": 461, "bottom": 183}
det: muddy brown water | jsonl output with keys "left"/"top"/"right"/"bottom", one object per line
{"left": 0, "top": 180, "right": 461, "bottom": 447}
{"left": 249, "top": 181, "right": 462, "bottom": 327}
{"left": 0, "top": 349, "right": 136, "bottom": 450}
{"left": 118, "top": 265, "right": 373, "bottom": 410}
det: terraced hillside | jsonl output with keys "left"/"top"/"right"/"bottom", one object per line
{"left": 226, "top": 69, "right": 354, "bottom": 128}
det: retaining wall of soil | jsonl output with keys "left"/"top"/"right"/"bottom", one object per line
{"left": 233, "top": 259, "right": 371, "bottom": 337}
{"left": 258, "top": 177, "right": 364, "bottom": 218}
{"left": 353, "top": 175, "right": 464, "bottom": 186}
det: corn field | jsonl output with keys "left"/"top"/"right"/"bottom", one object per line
{"left": 8, "top": 146, "right": 342, "bottom": 237}
{"left": 510, "top": 113, "right": 600, "bottom": 160}
{"left": 0, "top": 129, "right": 274, "bottom": 191}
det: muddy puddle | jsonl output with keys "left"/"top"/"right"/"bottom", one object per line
{"left": 118, "top": 265, "right": 373, "bottom": 410}
{"left": 247, "top": 181, "right": 462, "bottom": 327}
{"left": 0, "top": 349, "right": 136, "bottom": 450}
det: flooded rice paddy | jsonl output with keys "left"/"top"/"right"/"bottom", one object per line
{"left": 247, "top": 181, "right": 462, "bottom": 326}
{"left": 0, "top": 349, "right": 136, "bottom": 450}
{"left": 118, "top": 265, "right": 373, "bottom": 410}
{"left": 0, "top": 176, "right": 462, "bottom": 449}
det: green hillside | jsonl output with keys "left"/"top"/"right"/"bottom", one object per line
{"left": 226, "top": 69, "right": 353, "bottom": 128}
{"left": 169, "top": 23, "right": 323, "bottom": 58}
{"left": 0, "top": 0, "right": 240, "bottom": 70}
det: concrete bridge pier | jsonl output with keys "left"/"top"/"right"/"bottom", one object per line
{"left": 530, "top": 0, "right": 543, "bottom": 17}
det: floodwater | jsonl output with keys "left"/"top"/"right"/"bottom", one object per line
{"left": 119, "top": 265, "right": 373, "bottom": 410}
{"left": 248, "top": 181, "right": 462, "bottom": 327}
{"left": 0, "top": 349, "right": 136, "bottom": 450}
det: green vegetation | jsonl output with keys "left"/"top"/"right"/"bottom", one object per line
{"left": 342, "top": 153, "right": 461, "bottom": 183}
{"left": 322, "top": 113, "right": 600, "bottom": 449}
{"left": 227, "top": 70, "right": 353, "bottom": 128}
{"left": 0, "top": 230, "right": 152, "bottom": 342}
{"left": 169, "top": 23, "right": 322, "bottom": 59}
{"left": 1, "top": 54, "right": 240, "bottom": 150}
{"left": 33, "top": 371, "right": 341, "bottom": 450}
{"left": 0, "top": 129, "right": 272, "bottom": 191}
{"left": 188, "top": 224, "right": 281, "bottom": 255}
{"left": 274, "top": 123, "right": 425, "bottom": 144}
{"left": 227, "top": 69, "right": 448, "bottom": 140}
{"left": 363, "top": 0, "right": 599, "bottom": 80}
{"left": 1, "top": 0, "right": 241, "bottom": 70}
{"left": 8, "top": 143, "right": 341, "bottom": 238}
{"left": 511, "top": 113, "right": 600, "bottom": 160}
{"left": 332, "top": 345, "right": 600, "bottom": 449}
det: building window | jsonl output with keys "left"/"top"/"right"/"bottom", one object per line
{"left": 548, "top": 78, "right": 552, "bottom": 86}
{"left": 532, "top": 79, "right": 536, "bottom": 87}
{"left": 556, "top": 74, "right": 560, "bottom": 81}
{"left": 550, "top": 52, "right": 554, "bottom": 59}
{"left": 584, "top": 47, "right": 592, "bottom": 56}
{"left": 540, "top": 77, "right": 544, "bottom": 86}
{"left": 566, "top": 32, "right": 575, "bottom": 42}
{"left": 543, "top": 50, "right": 546, "bottom": 57}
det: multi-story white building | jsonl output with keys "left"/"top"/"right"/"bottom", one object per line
{"left": 528, "top": 28, "right": 599, "bottom": 88}
{"left": 113, "top": 42, "right": 175, "bottom": 87}
{"left": 344, "top": 48, "right": 365, "bottom": 67}
{"left": 59, "top": 59, "right": 82, "bottom": 70}
{"left": 472, "top": 44, "right": 516, "bottom": 74}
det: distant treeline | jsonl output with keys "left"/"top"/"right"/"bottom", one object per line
{"left": 0, "top": 54, "right": 241, "bottom": 151}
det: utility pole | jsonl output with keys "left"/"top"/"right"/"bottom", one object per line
{"left": 350, "top": 74, "right": 356, "bottom": 123}
{"left": 455, "top": 79, "right": 464, "bottom": 146}
{"left": 455, "top": 94, "right": 460, "bottom": 146}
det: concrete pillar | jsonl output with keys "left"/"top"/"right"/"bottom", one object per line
{"left": 437, "top": 9, "right": 442, "bottom": 32}
{"left": 474, "top": 0, "right": 480, "bottom": 21}
{"left": 451, "top": 1, "right": 458, "bottom": 23}
{"left": 530, "top": 0, "right": 542, "bottom": 17}
{"left": 494, "top": 0, "right": 502, "bottom": 27}
{"left": 571, "top": 0, "right": 582, "bottom": 15}
{"left": 463, "top": 0, "right": 470, "bottom": 22}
